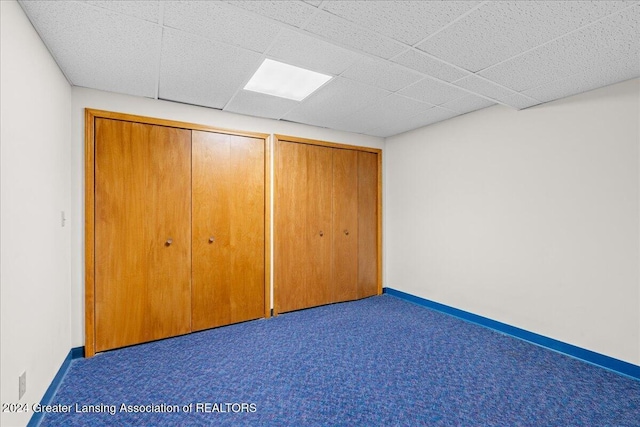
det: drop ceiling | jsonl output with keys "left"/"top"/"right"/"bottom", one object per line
{"left": 18, "top": 1, "right": 640, "bottom": 138}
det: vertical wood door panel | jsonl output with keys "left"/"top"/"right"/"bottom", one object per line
{"left": 358, "top": 151, "right": 379, "bottom": 298}
{"left": 332, "top": 149, "right": 358, "bottom": 302}
{"left": 192, "top": 131, "right": 264, "bottom": 331}
{"left": 275, "top": 141, "right": 335, "bottom": 312}
{"left": 275, "top": 141, "right": 307, "bottom": 313}
{"left": 306, "top": 145, "right": 334, "bottom": 307}
{"left": 95, "top": 119, "right": 192, "bottom": 352}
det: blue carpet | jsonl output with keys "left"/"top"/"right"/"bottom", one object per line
{"left": 40, "top": 295, "right": 640, "bottom": 426}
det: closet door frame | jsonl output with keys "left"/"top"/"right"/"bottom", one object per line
{"left": 85, "top": 109, "right": 271, "bottom": 357}
{"left": 273, "top": 134, "right": 383, "bottom": 316}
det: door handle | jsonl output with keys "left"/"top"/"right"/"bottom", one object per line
{"left": 165, "top": 238, "right": 173, "bottom": 246}
{"left": 208, "top": 236, "right": 215, "bottom": 243}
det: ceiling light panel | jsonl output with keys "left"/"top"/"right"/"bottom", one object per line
{"left": 163, "top": 1, "right": 280, "bottom": 53}
{"left": 322, "top": 0, "right": 480, "bottom": 45}
{"left": 479, "top": 6, "right": 639, "bottom": 92}
{"left": 304, "top": 10, "right": 406, "bottom": 59}
{"left": 392, "top": 49, "right": 470, "bottom": 83}
{"left": 267, "top": 29, "right": 365, "bottom": 76}
{"left": 398, "top": 77, "right": 469, "bottom": 105}
{"left": 159, "top": 29, "right": 262, "bottom": 109}
{"left": 224, "top": 89, "right": 300, "bottom": 120}
{"left": 19, "top": 0, "right": 160, "bottom": 98}
{"left": 417, "top": 1, "right": 636, "bottom": 73}
{"left": 225, "top": 1, "right": 317, "bottom": 27}
{"left": 244, "top": 59, "right": 332, "bottom": 101}
{"left": 84, "top": 0, "right": 160, "bottom": 23}
{"left": 341, "top": 57, "right": 423, "bottom": 92}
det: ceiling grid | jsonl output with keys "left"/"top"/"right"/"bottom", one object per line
{"left": 17, "top": 0, "right": 640, "bottom": 137}
{"left": 153, "top": 1, "right": 165, "bottom": 100}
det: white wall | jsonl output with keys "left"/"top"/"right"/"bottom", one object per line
{"left": 70, "top": 87, "right": 384, "bottom": 347}
{"left": 0, "top": 1, "right": 73, "bottom": 426}
{"left": 386, "top": 78, "right": 640, "bottom": 365}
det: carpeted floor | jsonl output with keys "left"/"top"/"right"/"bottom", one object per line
{"left": 40, "top": 295, "right": 640, "bottom": 426}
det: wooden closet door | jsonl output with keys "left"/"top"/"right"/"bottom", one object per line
{"left": 306, "top": 144, "right": 333, "bottom": 307}
{"left": 358, "top": 151, "right": 379, "bottom": 298}
{"left": 94, "top": 119, "right": 191, "bottom": 352}
{"left": 332, "top": 149, "right": 358, "bottom": 302}
{"left": 192, "top": 131, "right": 264, "bottom": 331}
{"left": 275, "top": 141, "right": 332, "bottom": 312}
{"left": 275, "top": 141, "right": 307, "bottom": 313}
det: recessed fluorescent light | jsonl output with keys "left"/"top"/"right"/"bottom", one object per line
{"left": 244, "top": 59, "right": 332, "bottom": 101}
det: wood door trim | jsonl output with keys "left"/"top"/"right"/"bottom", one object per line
{"left": 274, "top": 134, "right": 382, "bottom": 154}
{"left": 84, "top": 110, "right": 96, "bottom": 357}
{"left": 86, "top": 109, "right": 270, "bottom": 140}
{"left": 85, "top": 109, "right": 271, "bottom": 356}
{"left": 377, "top": 152, "right": 383, "bottom": 295}
{"left": 264, "top": 135, "right": 272, "bottom": 319}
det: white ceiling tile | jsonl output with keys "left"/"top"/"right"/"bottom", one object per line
{"left": 392, "top": 49, "right": 470, "bottom": 82}
{"left": 403, "top": 107, "right": 460, "bottom": 128}
{"left": 324, "top": 120, "right": 371, "bottom": 135}
{"left": 163, "top": 1, "right": 280, "bottom": 53}
{"left": 332, "top": 94, "right": 433, "bottom": 134}
{"left": 500, "top": 93, "right": 542, "bottom": 110}
{"left": 440, "top": 95, "right": 495, "bottom": 114}
{"left": 364, "top": 94, "right": 435, "bottom": 130}
{"left": 19, "top": 0, "right": 160, "bottom": 98}
{"left": 159, "top": 29, "right": 262, "bottom": 109}
{"left": 417, "top": 1, "right": 636, "bottom": 72}
{"left": 398, "top": 77, "right": 469, "bottom": 105}
{"left": 366, "top": 128, "right": 399, "bottom": 138}
{"left": 283, "top": 77, "right": 389, "bottom": 128}
{"left": 18, "top": 0, "right": 640, "bottom": 137}
{"left": 84, "top": 1, "right": 159, "bottom": 23}
{"left": 368, "top": 107, "right": 459, "bottom": 137}
{"left": 479, "top": 6, "right": 640, "bottom": 92}
{"left": 225, "top": 1, "right": 317, "bottom": 27}
{"left": 322, "top": 1, "right": 479, "bottom": 45}
{"left": 453, "top": 75, "right": 517, "bottom": 103}
{"left": 341, "top": 57, "right": 422, "bottom": 92}
{"left": 304, "top": 0, "right": 322, "bottom": 6}
{"left": 523, "top": 58, "right": 640, "bottom": 103}
{"left": 224, "top": 90, "right": 299, "bottom": 120}
{"left": 267, "top": 29, "right": 364, "bottom": 75}
{"left": 303, "top": 10, "right": 406, "bottom": 59}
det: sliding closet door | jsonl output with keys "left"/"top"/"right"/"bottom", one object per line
{"left": 191, "top": 131, "right": 265, "bottom": 331}
{"left": 275, "top": 141, "right": 333, "bottom": 312}
{"left": 332, "top": 149, "right": 358, "bottom": 302}
{"left": 94, "top": 119, "right": 192, "bottom": 352}
{"left": 358, "top": 151, "right": 379, "bottom": 298}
